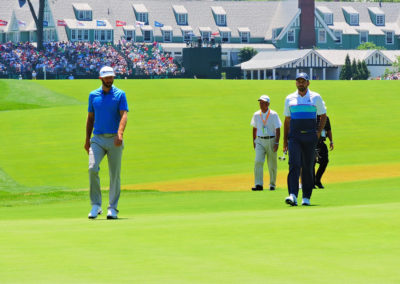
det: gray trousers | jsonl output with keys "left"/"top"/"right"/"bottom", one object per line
{"left": 254, "top": 137, "right": 278, "bottom": 187}
{"left": 89, "top": 134, "right": 123, "bottom": 210}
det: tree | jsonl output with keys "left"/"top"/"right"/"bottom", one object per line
{"left": 361, "top": 61, "right": 370, "bottom": 79}
{"left": 19, "top": 0, "right": 45, "bottom": 50}
{"left": 357, "top": 60, "right": 364, "bottom": 80}
{"left": 392, "top": 56, "right": 400, "bottom": 72}
{"left": 238, "top": 47, "right": 258, "bottom": 63}
{"left": 340, "top": 54, "right": 352, "bottom": 80}
{"left": 357, "top": 42, "right": 385, "bottom": 50}
{"left": 351, "top": 59, "right": 359, "bottom": 80}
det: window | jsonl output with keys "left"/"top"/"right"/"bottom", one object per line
{"left": 177, "top": 14, "right": 187, "bottom": 25}
{"left": 163, "top": 30, "right": 172, "bottom": 42}
{"left": 287, "top": 29, "right": 295, "bottom": 43}
{"left": 44, "top": 29, "right": 56, "bottom": 42}
{"left": 334, "top": 30, "right": 342, "bottom": 44}
{"left": 272, "top": 29, "right": 279, "bottom": 40}
{"left": 78, "top": 11, "right": 84, "bottom": 20}
{"left": 386, "top": 31, "right": 394, "bottom": 44}
{"left": 360, "top": 31, "right": 368, "bottom": 43}
{"left": 376, "top": 15, "right": 384, "bottom": 26}
{"left": 324, "top": 13, "right": 333, "bottom": 25}
{"left": 221, "top": 31, "right": 230, "bottom": 43}
{"left": 143, "top": 30, "right": 152, "bottom": 42}
{"left": 217, "top": 15, "right": 226, "bottom": 26}
{"left": 183, "top": 31, "right": 192, "bottom": 42}
{"left": 240, "top": 32, "right": 249, "bottom": 43}
{"left": 201, "top": 31, "right": 211, "bottom": 42}
{"left": 137, "top": 13, "right": 148, "bottom": 24}
{"left": 85, "top": 11, "right": 91, "bottom": 21}
{"left": 125, "top": 30, "right": 135, "bottom": 41}
{"left": 94, "top": 30, "right": 112, "bottom": 42}
{"left": 350, "top": 14, "right": 358, "bottom": 25}
{"left": 71, "top": 29, "right": 89, "bottom": 41}
{"left": 77, "top": 10, "right": 91, "bottom": 21}
{"left": 318, "top": 30, "right": 326, "bottom": 43}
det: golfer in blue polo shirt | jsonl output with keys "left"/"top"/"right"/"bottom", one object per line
{"left": 84, "top": 66, "right": 129, "bottom": 219}
{"left": 283, "top": 73, "right": 327, "bottom": 206}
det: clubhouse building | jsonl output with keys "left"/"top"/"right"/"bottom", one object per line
{"left": 1, "top": 0, "right": 400, "bottom": 79}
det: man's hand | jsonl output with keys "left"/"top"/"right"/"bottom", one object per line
{"left": 330, "top": 142, "right": 334, "bottom": 151}
{"left": 317, "top": 131, "right": 321, "bottom": 139}
{"left": 84, "top": 140, "right": 90, "bottom": 154}
{"left": 283, "top": 140, "right": 288, "bottom": 153}
{"left": 114, "top": 133, "right": 123, "bottom": 147}
{"left": 273, "top": 143, "right": 279, "bottom": 152}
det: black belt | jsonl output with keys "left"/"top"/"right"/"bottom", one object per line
{"left": 258, "top": 136, "right": 275, "bottom": 139}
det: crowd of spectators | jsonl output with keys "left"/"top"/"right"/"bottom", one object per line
{"left": 119, "top": 41, "right": 180, "bottom": 76}
{"left": 0, "top": 41, "right": 181, "bottom": 78}
{"left": 382, "top": 72, "right": 400, "bottom": 80}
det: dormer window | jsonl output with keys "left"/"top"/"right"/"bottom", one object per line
{"left": 238, "top": 27, "right": 250, "bottom": 43}
{"left": 133, "top": 4, "right": 149, "bottom": 25}
{"left": 324, "top": 13, "right": 333, "bottom": 25}
{"left": 177, "top": 14, "right": 187, "bottom": 25}
{"left": 72, "top": 3, "right": 92, "bottom": 21}
{"left": 211, "top": 6, "right": 227, "bottom": 27}
{"left": 368, "top": 7, "right": 385, "bottom": 26}
{"left": 343, "top": 7, "right": 359, "bottom": 26}
{"left": 173, "top": 5, "right": 188, "bottom": 25}
{"left": 350, "top": 14, "right": 358, "bottom": 25}
{"left": 217, "top": 14, "right": 226, "bottom": 26}
{"left": 317, "top": 7, "right": 334, "bottom": 26}
{"left": 376, "top": 15, "right": 385, "bottom": 26}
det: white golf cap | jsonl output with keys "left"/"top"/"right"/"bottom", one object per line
{"left": 99, "top": 66, "right": 115, "bottom": 78}
{"left": 258, "top": 95, "right": 270, "bottom": 103}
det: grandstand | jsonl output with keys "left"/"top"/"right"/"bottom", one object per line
{"left": 1, "top": 0, "right": 400, "bottom": 79}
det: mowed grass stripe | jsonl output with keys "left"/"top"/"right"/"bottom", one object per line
{"left": 0, "top": 79, "right": 399, "bottom": 191}
{"left": 0, "top": 200, "right": 399, "bottom": 283}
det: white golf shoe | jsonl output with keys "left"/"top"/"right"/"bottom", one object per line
{"left": 285, "top": 194, "right": 298, "bottom": 206}
{"left": 88, "top": 205, "right": 102, "bottom": 219}
{"left": 302, "top": 198, "right": 311, "bottom": 206}
{"left": 107, "top": 208, "right": 119, "bottom": 219}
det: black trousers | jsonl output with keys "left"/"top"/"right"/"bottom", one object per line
{"left": 288, "top": 134, "right": 318, "bottom": 199}
{"left": 314, "top": 140, "right": 329, "bottom": 183}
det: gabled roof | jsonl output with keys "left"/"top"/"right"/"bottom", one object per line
{"left": 368, "top": 7, "right": 384, "bottom": 15}
{"left": 132, "top": 4, "right": 148, "bottom": 13}
{"left": 342, "top": 6, "right": 359, "bottom": 14}
{"left": 72, "top": 3, "right": 92, "bottom": 11}
{"left": 211, "top": 6, "right": 226, "bottom": 16}
{"left": 172, "top": 5, "right": 187, "bottom": 14}
{"left": 317, "top": 6, "right": 333, "bottom": 14}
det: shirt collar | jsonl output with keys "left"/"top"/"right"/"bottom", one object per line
{"left": 297, "top": 89, "right": 310, "bottom": 99}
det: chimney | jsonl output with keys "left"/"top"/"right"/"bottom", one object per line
{"left": 298, "top": 0, "right": 315, "bottom": 49}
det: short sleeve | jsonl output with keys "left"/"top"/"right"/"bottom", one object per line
{"left": 315, "top": 96, "right": 327, "bottom": 115}
{"left": 250, "top": 114, "right": 256, "bottom": 127}
{"left": 283, "top": 97, "right": 290, "bottom": 117}
{"left": 274, "top": 113, "right": 282, "bottom": 129}
{"left": 88, "top": 94, "right": 94, "bottom": 113}
{"left": 119, "top": 92, "right": 129, "bottom": 112}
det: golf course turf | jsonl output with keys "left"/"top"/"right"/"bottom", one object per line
{"left": 0, "top": 79, "right": 399, "bottom": 283}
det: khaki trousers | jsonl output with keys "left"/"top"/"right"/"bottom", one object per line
{"left": 88, "top": 134, "right": 123, "bottom": 210}
{"left": 254, "top": 137, "right": 277, "bottom": 188}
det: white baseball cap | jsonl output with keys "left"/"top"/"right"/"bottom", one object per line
{"left": 258, "top": 95, "right": 270, "bottom": 103}
{"left": 99, "top": 66, "right": 115, "bottom": 78}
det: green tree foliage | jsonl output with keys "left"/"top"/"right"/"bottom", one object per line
{"left": 357, "top": 42, "right": 385, "bottom": 50}
{"left": 340, "top": 54, "right": 352, "bottom": 80}
{"left": 340, "top": 55, "right": 370, "bottom": 80}
{"left": 239, "top": 47, "right": 258, "bottom": 63}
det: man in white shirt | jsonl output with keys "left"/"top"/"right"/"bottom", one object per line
{"left": 283, "top": 73, "right": 327, "bottom": 206}
{"left": 251, "top": 95, "right": 282, "bottom": 191}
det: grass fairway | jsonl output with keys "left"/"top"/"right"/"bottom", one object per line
{"left": 0, "top": 79, "right": 399, "bottom": 283}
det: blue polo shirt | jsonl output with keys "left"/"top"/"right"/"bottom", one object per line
{"left": 88, "top": 85, "right": 129, "bottom": 135}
